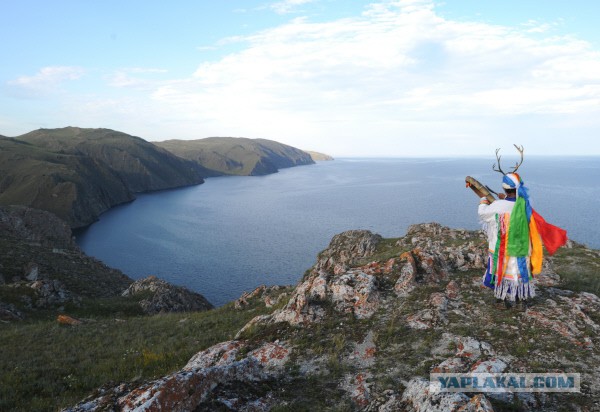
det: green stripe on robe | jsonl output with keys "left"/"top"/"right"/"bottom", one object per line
{"left": 507, "top": 197, "right": 529, "bottom": 257}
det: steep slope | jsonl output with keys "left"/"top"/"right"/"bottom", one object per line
{"left": 67, "top": 224, "right": 600, "bottom": 411}
{"left": 18, "top": 127, "right": 208, "bottom": 192}
{"left": 0, "top": 137, "right": 134, "bottom": 227}
{"left": 155, "top": 137, "right": 315, "bottom": 176}
{"left": 1, "top": 127, "right": 209, "bottom": 227}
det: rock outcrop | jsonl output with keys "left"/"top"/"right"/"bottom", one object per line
{"left": 66, "top": 224, "right": 600, "bottom": 411}
{"left": 122, "top": 276, "right": 214, "bottom": 314}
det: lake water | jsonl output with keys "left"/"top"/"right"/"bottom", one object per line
{"left": 75, "top": 157, "right": 600, "bottom": 306}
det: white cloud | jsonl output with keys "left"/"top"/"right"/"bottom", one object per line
{"left": 141, "top": 0, "right": 600, "bottom": 154}
{"left": 107, "top": 68, "right": 167, "bottom": 89}
{"left": 16, "top": 1, "right": 599, "bottom": 155}
{"left": 269, "top": 0, "right": 318, "bottom": 14}
{"left": 7, "top": 66, "right": 84, "bottom": 98}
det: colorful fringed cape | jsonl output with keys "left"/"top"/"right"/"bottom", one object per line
{"left": 483, "top": 175, "right": 568, "bottom": 301}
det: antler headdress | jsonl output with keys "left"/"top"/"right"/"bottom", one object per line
{"left": 493, "top": 144, "right": 524, "bottom": 176}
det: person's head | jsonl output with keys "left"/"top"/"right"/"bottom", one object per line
{"left": 502, "top": 172, "right": 522, "bottom": 198}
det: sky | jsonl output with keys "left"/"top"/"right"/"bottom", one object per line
{"left": 1, "top": 0, "right": 600, "bottom": 157}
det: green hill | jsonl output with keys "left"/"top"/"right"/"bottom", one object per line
{"left": 18, "top": 127, "right": 208, "bottom": 192}
{"left": 0, "top": 136, "right": 134, "bottom": 228}
{"left": 0, "top": 127, "right": 207, "bottom": 228}
{"left": 155, "top": 137, "right": 315, "bottom": 176}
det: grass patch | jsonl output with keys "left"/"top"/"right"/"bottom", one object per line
{"left": 0, "top": 301, "right": 275, "bottom": 412}
{"left": 552, "top": 247, "right": 600, "bottom": 295}
{"left": 355, "top": 237, "right": 406, "bottom": 267}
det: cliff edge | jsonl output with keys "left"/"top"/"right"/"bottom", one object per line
{"left": 66, "top": 223, "right": 600, "bottom": 411}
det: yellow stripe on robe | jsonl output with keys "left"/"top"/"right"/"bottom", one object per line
{"left": 529, "top": 216, "right": 543, "bottom": 275}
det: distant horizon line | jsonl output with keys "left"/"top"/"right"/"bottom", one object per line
{"left": 2, "top": 127, "right": 598, "bottom": 158}
{"left": 331, "top": 154, "right": 600, "bottom": 158}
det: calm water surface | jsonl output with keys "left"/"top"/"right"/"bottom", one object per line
{"left": 76, "top": 157, "right": 600, "bottom": 306}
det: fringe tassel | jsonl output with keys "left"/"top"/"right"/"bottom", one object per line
{"left": 494, "top": 279, "right": 536, "bottom": 301}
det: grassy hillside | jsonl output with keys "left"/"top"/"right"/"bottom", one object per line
{"left": 0, "top": 204, "right": 231, "bottom": 411}
{"left": 0, "top": 299, "right": 285, "bottom": 412}
{"left": 19, "top": 127, "right": 208, "bottom": 192}
{"left": 155, "top": 137, "right": 315, "bottom": 176}
{"left": 0, "top": 137, "right": 134, "bottom": 227}
{"left": 1, "top": 127, "right": 208, "bottom": 228}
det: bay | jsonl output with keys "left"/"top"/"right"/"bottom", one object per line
{"left": 75, "top": 157, "right": 600, "bottom": 306}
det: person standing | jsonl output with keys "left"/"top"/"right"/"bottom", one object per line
{"left": 478, "top": 146, "right": 567, "bottom": 309}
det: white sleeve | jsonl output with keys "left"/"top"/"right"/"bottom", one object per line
{"left": 478, "top": 202, "right": 497, "bottom": 224}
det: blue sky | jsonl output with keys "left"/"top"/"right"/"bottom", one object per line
{"left": 1, "top": 0, "right": 600, "bottom": 156}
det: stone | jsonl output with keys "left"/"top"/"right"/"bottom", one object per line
{"left": 341, "top": 372, "right": 372, "bottom": 408}
{"left": 29, "top": 279, "right": 76, "bottom": 308}
{"left": 350, "top": 330, "right": 377, "bottom": 368}
{"left": 432, "top": 357, "right": 467, "bottom": 373}
{"left": 330, "top": 270, "right": 379, "bottom": 319}
{"left": 470, "top": 358, "right": 508, "bottom": 374}
{"left": 401, "top": 377, "right": 470, "bottom": 411}
{"left": 122, "top": 276, "right": 213, "bottom": 314}
{"left": 394, "top": 252, "right": 418, "bottom": 297}
{"left": 315, "top": 230, "right": 382, "bottom": 274}
{"left": 456, "top": 394, "right": 495, "bottom": 412}
{"left": 446, "top": 280, "right": 461, "bottom": 300}
{"left": 66, "top": 340, "right": 291, "bottom": 411}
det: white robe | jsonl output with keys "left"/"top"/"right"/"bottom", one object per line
{"left": 478, "top": 199, "right": 534, "bottom": 300}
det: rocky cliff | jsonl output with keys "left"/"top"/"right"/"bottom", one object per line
{"left": 66, "top": 223, "right": 600, "bottom": 411}
{"left": 155, "top": 137, "right": 315, "bottom": 176}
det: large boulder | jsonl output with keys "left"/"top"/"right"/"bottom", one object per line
{"left": 316, "top": 230, "right": 382, "bottom": 274}
{"left": 122, "top": 276, "right": 214, "bottom": 314}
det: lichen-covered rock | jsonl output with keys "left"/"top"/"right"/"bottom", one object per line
{"left": 330, "top": 270, "right": 380, "bottom": 319}
{"left": 66, "top": 340, "right": 291, "bottom": 412}
{"left": 184, "top": 340, "right": 245, "bottom": 371}
{"left": 269, "top": 271, "right": 329, "bottom": 325}
{"left": 401, "top": 377, "right": 470, "bottom": 411}
{"left": 341, "top": 372, "right": 373, "bottom": 408}
{"left": 234, "top": 285, "right": 289, "bottom": 310}
{"left": 457, "top": 394, "right": 495, "bottom": 412}
{"left": 394, "top": 252, "right": 418, "bottom": 297}
{"left": 316, "top": 230, "right": 382, "bottom": 274}
{"left": 122, "top": 276, "right": 213, "bottom": 314}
